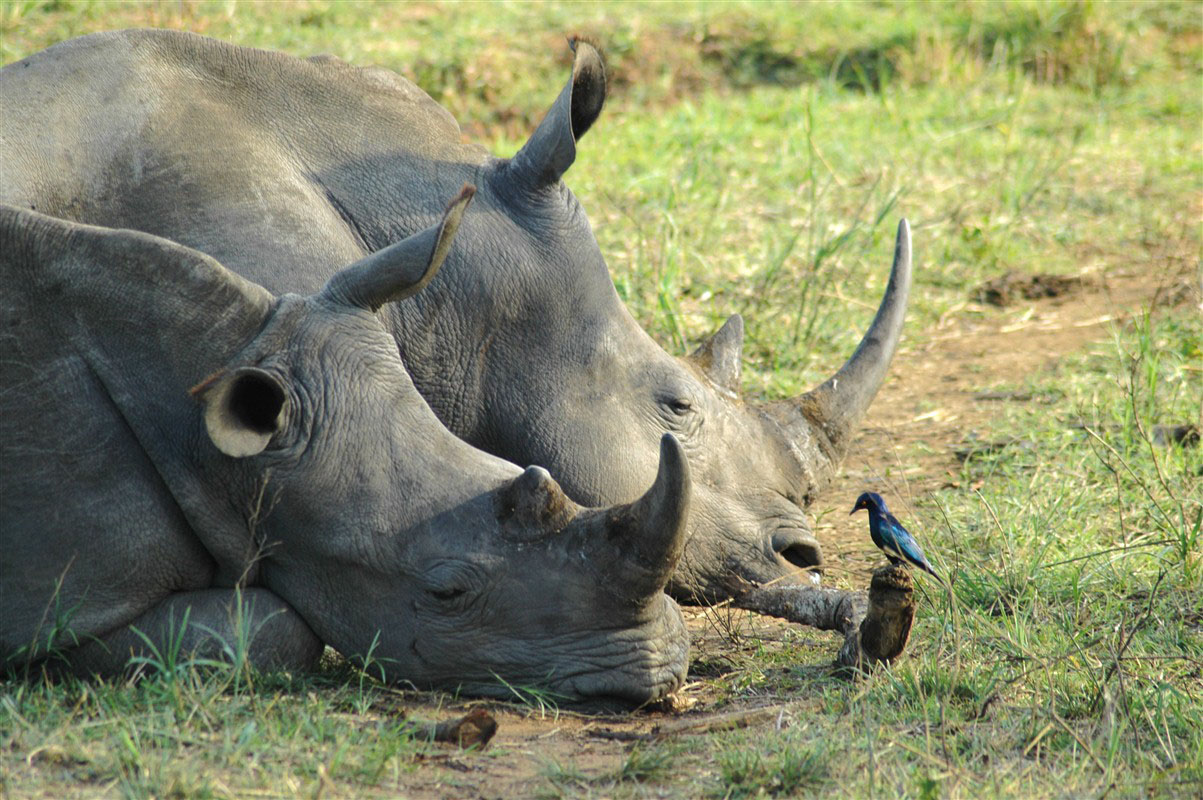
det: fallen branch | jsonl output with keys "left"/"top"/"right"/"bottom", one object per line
{"left": 586, "top": 706, "right": 783, "bottom": 742}
{"left": 730, "top": 565, "right": 916, "bottom": 674}
{"left": 402, "top": 708, "right": 498, "bottom": 749}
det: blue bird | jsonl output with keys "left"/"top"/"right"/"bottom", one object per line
{"left": 851, "top": 492, "right": 943, "bottom": 583}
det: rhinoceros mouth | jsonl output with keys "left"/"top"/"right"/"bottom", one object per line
{"left": 547, "top": 596, "right": 689, "bottom": 705}
{"left": 416, "top": 594, "right": 689, "bottom": 706}
{"left": 553, "top": 653, "right": 689, "bottom": 706}
{"left": 450, "top": 648, "right": 688, "bottom": 707}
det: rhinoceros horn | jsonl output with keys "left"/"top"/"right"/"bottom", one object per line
{"left": 498, "top": 434, "right": 690, "bottom": 602}
{"left": 766, "top": 219, "right": 912, "bottom": 491}
{"left": 596, "top": 433, "right": 692, "bottom": 601}
{"left": 321, "top": 184, "right": 475, "bottom": 311}
{"left": 506, "top": 37, "right": 606, "bottom": 192}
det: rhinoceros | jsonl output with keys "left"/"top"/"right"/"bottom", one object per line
{"left": 0, "top": 29, "right": 911, "bottom": 602}
{"left": 0, "top": 194, "right": 695, "bottom": 705}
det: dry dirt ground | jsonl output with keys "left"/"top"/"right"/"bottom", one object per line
{"left": 270, "top": 262, "right": 1202, "bottom": 799}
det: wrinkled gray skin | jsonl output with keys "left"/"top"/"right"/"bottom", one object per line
{"left": 0, "top": 199, "right": 695, "bottom": 705}
{"left": 0, "top": 29, "right": 912, "bottom": 603}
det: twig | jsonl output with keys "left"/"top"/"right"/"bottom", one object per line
{"left": 1051, "top": 710, "right": 1108, "bottom": 774}
{"left": 586, "top": 706, "right": 785, "bottom": 742}
{"left": 1040, "top": 540, "right": 1172, "bottom": 569}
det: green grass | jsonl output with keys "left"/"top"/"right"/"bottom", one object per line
{"left": 2, "top": 1, "right": 1201, "bottom": 797}
{"left": 2, "top": 661, "right": 440, "bottom": 797}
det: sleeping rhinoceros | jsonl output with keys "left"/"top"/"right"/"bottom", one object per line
{"left": 0, "top": 29, "right": 911, "bottom": 603}
{"left": 0, "top": 194, "right": 695, "bottom": 705}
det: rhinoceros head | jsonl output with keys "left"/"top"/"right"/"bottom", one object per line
{"left": 404, "top": 42, "right": 912, "bottom": 603}
{"left": 190, "top": 188, "right": 693, "bottom": 703}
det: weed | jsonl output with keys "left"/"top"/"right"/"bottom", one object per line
{"left": 8, "top": 565, "right": 89, "bottom": 675}
{"left": 489, "top": 673, "right": 566, "bottom": 720}
{"left": 616, "top": 742, "right": 681, "bottom": 783}
{"left": 713, "top": 731, "right": 830, "bottom": 798}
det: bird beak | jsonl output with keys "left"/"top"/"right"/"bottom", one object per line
{"left": 849, "top": 505, "right": 858, "bottom": 515}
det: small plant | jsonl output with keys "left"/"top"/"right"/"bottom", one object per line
{"left": 538, "top": 757, "right": 589, "bottom": 797}
{"left": 616, "top": 742, "right": 680, "bottom": 783}
{"left": 713, "top": 733, "right": 829, "bottom": 798}
{"left": 489, "top": 673, "right": 567, "bottom": 720}
{"left": 126, "top": 607, "right": 208, "bottom": 683}
{"left": 9, "top": 570, "right": 89, "bottom": 675}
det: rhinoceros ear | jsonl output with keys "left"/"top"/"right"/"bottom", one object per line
{"left": 193, "top": 367, "right": 288, "bottom": 458}
{"left": 689, "top": 314, "right": 744, "bottom": 392}
{"left": 505, "top": 37, "right": 606, "bottom": 192}
{"left": 321, "top": 185, "right": 474, "bottom": 312}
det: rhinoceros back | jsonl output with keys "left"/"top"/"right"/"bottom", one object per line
{"left": 0, "top": 28, "right": 488, "bottom": 294}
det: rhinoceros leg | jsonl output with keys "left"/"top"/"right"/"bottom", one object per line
{"left": 60, "top": 588, "right": 323, "bottom": 678}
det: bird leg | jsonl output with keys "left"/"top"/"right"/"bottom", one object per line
{"left": 728, "top": 564, "right": 915, "bottom": 674}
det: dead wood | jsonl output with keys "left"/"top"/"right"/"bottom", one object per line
{"left": 403, "top": 708, "right": 498, "bottom": 749}
{"left": 586, "top": 706, "right": 783, "bottom": 742}
{"left": 653, "top": 706, "right": 782, "bottom": 736}
{"left": 731, "top": 564, "right": 916, "bottom": 674}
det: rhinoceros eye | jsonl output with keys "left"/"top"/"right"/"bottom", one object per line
{"left": 422, "top": 560, "right": 480, "bottom": 605}
{"left": 661, "top": 397, "right": 693, "bottom": 416}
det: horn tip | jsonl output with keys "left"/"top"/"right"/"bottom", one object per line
{"left": 658, "top": 433, "right": 688, "bottom": 483}
{"left": 893, "top": 218, "right": 912, "bottom": 267}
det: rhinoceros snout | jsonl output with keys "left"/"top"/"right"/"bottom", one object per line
{"left": 566, "top": 593, "right": 689, "bottom": 706}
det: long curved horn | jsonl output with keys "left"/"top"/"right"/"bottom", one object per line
{"left": 321, "top": 185, "right": 474, "bottom": 311}
{"left": 598, "top": 434, "right": 692, "bottom": 601}
{"left": 767, "top": 219, "right": 912, "bottom": 490}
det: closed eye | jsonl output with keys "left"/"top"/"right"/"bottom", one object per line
{"left": 428, "top": 587, "right": 466, "bottom": 601}
{"left": 658, "top": 395, "right": 694, "bottom": 416}
{"left": 655, "top": 389, "right": 702, "bottom": 435}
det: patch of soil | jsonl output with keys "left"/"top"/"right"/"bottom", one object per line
{"left": 354, "top": 605, "right": 831, "bottom": 799}
{"left": 973, "top": 271, "right": 1087, "bottom": 307}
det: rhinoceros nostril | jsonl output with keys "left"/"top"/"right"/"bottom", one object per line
{"left": 771, "top": 531, "right": 824, "bottom": 572}
{"left": 780, "top": 543, "right": 822, "bottom": 570}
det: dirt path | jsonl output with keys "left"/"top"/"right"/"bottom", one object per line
{"left": 815, "top": 262, "right": 1195, "bottom": 582}
{"left": 341, "top": 262, "right": 1196, "bottom": 799}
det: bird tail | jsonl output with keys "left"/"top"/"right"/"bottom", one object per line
{"left": 920, "top": 561, "right": 945, "bottom": 586}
